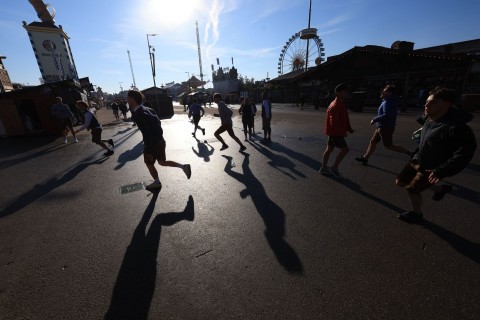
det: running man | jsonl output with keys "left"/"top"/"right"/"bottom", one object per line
{"left": 75, "top": 101, "right": 114, "bottom": 156}
{"left": 395, "top": 87, "right": 476, "bottom": 223}
{"left": 319, "top": 83, "right": 354, "bottom": 178}
{"left": 51, "top": 97, "right": 78, "bottom": 144}
{"left": 188, "top": 98, "right": 206, "bottom": 138}
{"left": 127, "top": 90, "right": 191, "bottom": 190}
{"left": 213, "top": 93, "right": 247, "bottom": 152}
{"left": 355, "top": 85, "right": 412, "bottom": 165}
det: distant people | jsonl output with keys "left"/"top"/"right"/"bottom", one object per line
{"left": 239, "top": 97, "right": 255, "bottom": 141}
{"left": 319, "top": 83, "right": 354, "bottom": 178}
{"left": 127, "top": 90, "right": 191, "bottom": 190}
{"left": 300, "top": 93, "right": 305, "bottom": 110}
{"left": 51, "top": 97, "right": 78, "bottom": 144}
{"left": 75, "top": 101, "right": 114, "bottom": 156}
{"left": 250, "top": 98, "right": 257, "bottom": 134}
{"left": 355, "top": 85, "right": 412, "bottom": 165}
{"left": 261, "top": 92, "right": 272, "bottom": 142}
{"left": 182, "top": 96, "right": 188, "bottom": 112}
{"left": 188, "top": 98, "right": 206, "bottom": 138}
{"left": 395, "top": 88, "right": 477, "bottom": 223}
{"left": 213, "top": 93, "right": 246, "bottom": 152}
{"left": 119, "top": 101, "right": 128, "bottom": 120}
{"left": 111, "top": 102, "right": 120, "bottom": 120}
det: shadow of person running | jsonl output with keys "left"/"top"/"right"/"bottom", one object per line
{"left": 421, "top": 219, "right": 480, "bottom": 264}
{"left": 222, "top": 154, "right": 303, "bottom": 274}
{"left": 0, "top": 156, "right": 109, "bottom": 219}
{"left": 260, "top": 141, "right": 322, "bottom": 171}
{"left": 248, "top": 141, "right": 306, "bottom": 179}
{"left": 192, "top": 138, "right": 215, "bottom": 162}
{"left": 105, "top": 194, "right": 194, "bottom": 320}
{"left": 115, "top": 141, "right": 144, "bottom": 170}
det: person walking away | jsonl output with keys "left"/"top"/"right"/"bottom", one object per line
{"left": 127, "top": 90, "right": 191, "bottom": 190}
{"left": 111, "top": 102, "right": 120, "bottom": 120}
{"left": 239, "top": 97, "right": 255, "bottom": 141}
{"left": 395, "top": 87, "right": 476, "bottom": 223}
{"left": 119, "top": 101, "right": 128, "bottom": 120}
{"left": 188, "top": 98, "right": 206, "bottom": 138}
{"left": 319, "top": 83, "right": 354, "bottom": 179}
{"left": 261, "top": 92, "right": 272, "bottom": 142}
{"left": 75, "top": 101, "right": 114, "bottom": 156}
{"left": 355, "top": 85, "right": 413, "bottom": 165}
{"left": 213, "top": 93, "right": 247, "bottom": 152}
{"left": 51, "top": 97, "right": 78, "bottom": 144}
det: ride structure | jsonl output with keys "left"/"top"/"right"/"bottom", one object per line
{"left": 23, "top": 0, "right": 79, "bottom": 83}
{"left": 277, "top": 0, "right": 325, "bottom": 75}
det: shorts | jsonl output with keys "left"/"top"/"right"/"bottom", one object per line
{"left": 242, "top": 117, "right": 254, "bottom": 128}
{"left": 144, "top": 139, "right": 166, "bottom": 164}
{"left": 396, "top": 162, "right": 433, "bottom": 194}
{"left": 262, "top": 117, "right": 271, "bottom": 130}
{"left": 58, "top": 118, "right": 73, "bottom": 130}
{"left": 327, "top": 136, "right": 347, "bottom": 149}
{"left": 113, "top": 110, "right": 119, "bottom": 115}
{"left": 192, "top": 114, "right": 201, "bottom": 125}
{"left": 215, "top": 124, "right": 235, "bottom": 136}
{"left": 91, "top": 128, "right": 102, "bottom": 144}
{"left": 371, "top": 127, "right": 394, "bottom": 146}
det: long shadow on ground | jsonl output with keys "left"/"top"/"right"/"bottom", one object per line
{"left": 223, "top": 154, "right": 303, "bottom": 274}
{"left": 0, "top": 156, "right": 109, "bottom": 219}
{"left": 105, "top": 194, "right": 194, "bottom": 320}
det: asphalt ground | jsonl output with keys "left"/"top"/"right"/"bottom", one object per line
{"left": 0, "top": 102, "right": 479, "bottom": 319}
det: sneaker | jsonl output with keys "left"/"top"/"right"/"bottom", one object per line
{"left": 354, "top": 156, "right": 368, "bottom": 165}
{"left": 220, "top": 144, "right": 229, "bottom": 151}
{"left": 239, "top": 145, "right": 247, "bottom": 152}
{"left": 244, "top": 138, "right": 248, "bottom": 142}
{"left": 329, "top": 167, "right": 343, "bottom": 179}
{"left": 432, "top": 185, "right": 453, "bottom": 201}
{"left": 108, "top": 139, "right": 115, "bottom": 148}
{"left": 183, "top": 164, "right": 192, "bottom": 179}
{"left": 104, "top": 150, "right": 114, "bottom": 156}
{"left": 64, "top": 138, "right": 68, "bottom": 144}
{"left": 319, "top": 167, "right": 331, "bottom": 176}
{"left": 74, "top": 138, "right": 79, "bottom": 143}
{"left": 202, "top": 128, "right": 205, "bottom": 136}
{"left": 397, "top": 211, "right": 423, "bottom": 223}
{"left": 146, "top": 181, "right": 162, "bottom": 190}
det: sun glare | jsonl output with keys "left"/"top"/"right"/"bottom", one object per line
{"left": 139, "top": 0, "right": 202, "bottom": 31}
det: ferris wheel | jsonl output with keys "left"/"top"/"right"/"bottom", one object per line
{"left": 278, "top": 28, "right": 325, "bottom": 75}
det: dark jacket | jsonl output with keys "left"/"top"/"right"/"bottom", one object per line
{"left": 239, "top": 103, "right": 255, "bottom": 119}
{"left": 414, "top": 107, "right": 476, "bottom": 179}
{"left": 133, "top": 106, "right": 163, "bottom": 152}
{"left": 372, "top": 96, "right": 398, "bottom": 128}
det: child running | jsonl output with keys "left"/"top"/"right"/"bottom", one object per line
{"left": 213, "top": 93, "right": 246, "bottom": 152}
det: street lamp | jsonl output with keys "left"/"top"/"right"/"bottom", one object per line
{"left": 147, "top": 33, "right": 159, "bottom": 110}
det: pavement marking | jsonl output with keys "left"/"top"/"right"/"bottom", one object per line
{"left": 120, "top": 182, "right": 146, "bottom": 194}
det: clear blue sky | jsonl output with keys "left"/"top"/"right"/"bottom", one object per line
{"left": 2, "top": 0, "right": 479, "bottom": 93}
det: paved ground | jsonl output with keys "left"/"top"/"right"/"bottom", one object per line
{"left": 0, "top": 103, "right": 479, "bottom": 320}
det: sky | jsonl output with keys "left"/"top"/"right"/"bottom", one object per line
{"left": 1, "top": 0, "right": 479, "bottom": 93}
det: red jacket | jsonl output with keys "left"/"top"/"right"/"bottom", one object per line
{"left": 324, "top": 98, "right": 353, "bottom": 136}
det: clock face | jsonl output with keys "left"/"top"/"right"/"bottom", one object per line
{"left": 42, "top": 40, "right": 57, "bottom": 51}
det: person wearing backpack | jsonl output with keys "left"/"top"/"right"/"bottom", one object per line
{"left": 75, "top": 101, "right": 115, "bottom": 156}
{"left": 395, "top": 87, "right": 477, "bottom": 223}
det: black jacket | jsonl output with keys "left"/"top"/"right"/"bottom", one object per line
{"left": 414, "top": 107, "right": 476, "bottom": 179}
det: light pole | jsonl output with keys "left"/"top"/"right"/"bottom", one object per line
{"left": 185, "top": 71, "right": 190, "bottom": 92}
{"left": 147, "top": 33, "right": 159, "bottom": 110}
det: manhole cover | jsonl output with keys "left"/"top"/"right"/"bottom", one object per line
{"left": 120, "top": 182, "right": 145, "bottom": 194}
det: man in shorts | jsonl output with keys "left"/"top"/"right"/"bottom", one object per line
{"left": 239, "top": 97, "right": 255, "bottom": 141}
{"left": 320, "top": 83, "right": 354, "bottom": 178}
{"left": 188, "top": 98, "right": 205, "bottom": 138}
{"left": 127, "top": 90, "right": 191, "bottom": 190}
{"left": 213, "top": 93, "right": 246, "bottom": 152}
{"left": 355, "top": 85, "right": 412, "bottom": 165}
{"left": 51, "top": 97, "right": 78, "bottom": 144}
{"left": 75, "top": 101, "right": 114, "bottom": 156}
{"left": 261, "top": 92, "right": 272, "bottom": 142}
{"left": 395, "top": 87, "right": 476, "bottom": 223}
